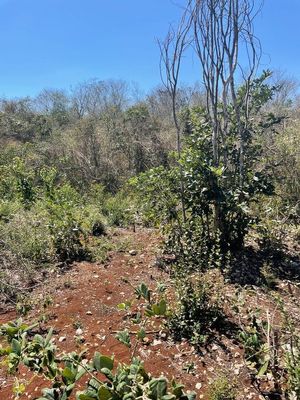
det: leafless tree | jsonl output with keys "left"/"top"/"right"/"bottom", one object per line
{"left": 159, "top": 13, "right": 192, "bottom": 157}
{"left": 268, "top": 71, "right": 299, "bottom": 126}
{"left": 159, "top": 12, "right": 192, "bottom": 222}
{"left": 34, "top": 89, "right": 69, "bottom": 115}
{"left": 188, "top": 0, "right": 262, "bottom": 184}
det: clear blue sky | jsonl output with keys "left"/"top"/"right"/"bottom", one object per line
{"left": 0, "top": 0, "right": 299, "bottom": 98}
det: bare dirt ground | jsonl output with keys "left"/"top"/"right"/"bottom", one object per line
{"left": 0, "top": 228, "right": 299, "bottom": 399}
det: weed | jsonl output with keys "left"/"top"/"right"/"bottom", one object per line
{"left": 208, "top": 376, "right": 237, "bottom": 400}
{"left": 0, "top": 319, "right": 195, "bottom": 400}
{"left": 168, "top": 276, "right": 224, "bottom": 348}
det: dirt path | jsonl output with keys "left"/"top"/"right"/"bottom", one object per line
{"left": 0, "top": 228, "right": 268, "bottom": 399}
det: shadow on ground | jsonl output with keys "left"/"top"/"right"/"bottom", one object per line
{"left": 227, "top": 242, "right": 300, "bottom": 286}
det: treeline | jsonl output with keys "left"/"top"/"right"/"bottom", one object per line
{"left": 0, "top": 79, "right": 207, "bottom": 191}
{"left": 0, "top": 76, "right": 299, "bottom": 209}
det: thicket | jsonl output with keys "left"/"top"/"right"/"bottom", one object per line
{"left": 132, "top": 72, "right": 300, "bottom": 275}
{"left": 0, "top": 150, "right": 134, "bottom": 305}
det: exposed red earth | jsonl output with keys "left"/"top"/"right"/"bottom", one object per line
{"left": 0, "top": 228, "right": 299, "bottom": 399}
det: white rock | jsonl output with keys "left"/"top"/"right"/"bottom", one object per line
{"left": 75, "top": 328, "right": 83, "bottom": 336}
{"left": 152, "top": 339, "right": 162, "bottom": 346}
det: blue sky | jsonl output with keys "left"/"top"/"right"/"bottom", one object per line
{"left": 0, "top": 0, "right": 299, "bottom": 97}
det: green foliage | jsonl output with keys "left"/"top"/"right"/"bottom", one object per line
{"left": 0, "top": 157, "right": 130, "bottom": 305}
{"left": 130, "top": 166, "right": 179, "bottom": 227}
{"left": 283, "top": 312, "right": 300, "bottom": 398}
{"left": 0, "top": 318, "right": 36, "bottom": 342}
{"left": 236, "top": 306, "right": 276, "bottom": 379}
{"left": 0, "top": 320, "right": 195, "bottom": 400}
{"left": 0, "top": 208, "right": 55, "bottom": 263}
{"left": 261, "top": 118, "right": 300, "bottom": 222}
{"left": 11, "top": 157, "right": 36, "bottom": 208}
{"left": 168, "top": 277, "right": 224, "bottom": 348}
{"left": 115, "top": 329, "right": 131, "bottom": 348}
{"left": 0, "top": 161, "right": 114, "bottom": 268}
{"left": 44, "top": 183, "right": 89, "bottom": 261}
{"left": 207, "top": 376, "right": 237, "bottom": 400}
{"left": 238, "top": 318, "right": 268, "bottom": 375}
{"left": 0, "top": 199, "right": 21, "bottom": 222}
{"left": 116, "top": 281, "right": 169, "bottom": 358}
{"left": 132, "top": 73, "right": 281, "bottom": 273}
{"left": 0, "top": 156, "right": 36, "bottom": 207}
{"left": 102, "top": 190, "right": 135, "bottom": 227}
{"left": 286, "top": 344, "right": 300, "bottom": 399}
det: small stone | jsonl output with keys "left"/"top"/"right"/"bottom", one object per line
{"left": 86, "top": 311, "right": 93, "bottom": 315}
{"left": 75, "top": 328, "right": 83, "bottom": 336}
{"left": 196, "top": 383, "right": 202, "bottom": 390}
{"left": 58, "top": 336, "right": 66, "bottom": 342}
{"left": 152, "top": 339, "right": 161, "bottom": 346}
{"left": 159, "top": 331, "right": 167, "bottom": 340}
{"left": 129, "top": 250, "right": 137, "bottom": 256}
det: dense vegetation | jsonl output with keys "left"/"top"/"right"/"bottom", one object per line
{"left": 0, "top": 0, "right": 300, "bottom": 399}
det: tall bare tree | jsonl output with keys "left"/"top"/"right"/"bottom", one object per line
{"left": 161, "top": 0, "right": 262, "bottom": 174}
{"left": 159, "top": 12, "right": 192, "bottom": 222}
{"left": 189, "top": 0, "right": 261, "bottom": 185}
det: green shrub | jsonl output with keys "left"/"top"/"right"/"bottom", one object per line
{"left": 286, "top": 349, "right": 300, "bottom": 398}
{"left": 0, "top": 199, "right": 22, "bottom": 222}
{"left": 284, "top": 324, "right": 300, "bottom": 398}
{"left": 0, "top": 209, "right": 54, "bottom": 263}
{"left": 103, "top": 191, "right": 135, "bottom": 227}
{"left": 208, "top": 376, "right": 237, "bottom": 400}
{"left": 43, "top": 184, "right": 90, "bottom": 262}
{"left": 132, "top": 75, "right": 280, "bottom": 272}
{"left": 0, "top": 320, "right": 196, "bottom": 400}
{"left": 77, "top": 203, "right": 107, "bottom": 236}
{"left": 91, "top": 219, "right": 106, "bottom": 236}
{"left": 168, "top": 276, "right": 224, "bottom": 348}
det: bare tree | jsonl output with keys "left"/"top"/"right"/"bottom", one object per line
{"left": 159, "top": 12, "right": 192, "bottom": 222}
{"left": 70, "top": 79, "right": 129, "bottom": 120}
{"left": 188, "top": 0, "right": 262, "bottom": 184}
{"left": 159, "top": 13, "right": 192, "bottom": 157}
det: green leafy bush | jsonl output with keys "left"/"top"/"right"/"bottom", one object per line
{"left": 42, "top": 183, "right": 90, "bottom": 262}
{"left": 0, "top": 208, "right": 54, "bottom": 263}
{"left": 0, "top": 319, "right": 195, "bottom": 400}
{"left": 103, "top": 190, "right": 135, "bottom": 227}
{"left": 132, "top": 74, "right": 280, "bottom": 273}
{"left": 168, "top": 277, "right": 224, "bottom": 348}
{"left": 0, "top": 199, "right": 22, "bottom": 222}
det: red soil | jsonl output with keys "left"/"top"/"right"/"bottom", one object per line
{"left": 1, "top": 228, "right": 296, "bottom": 399}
